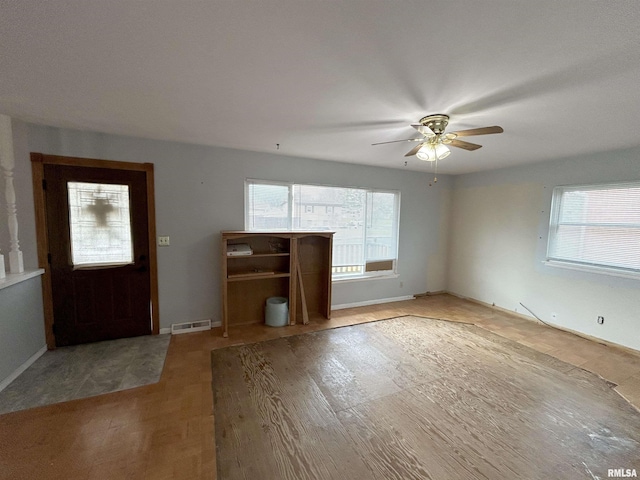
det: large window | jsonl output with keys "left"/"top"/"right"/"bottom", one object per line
{"left": 547, "top": 181, "right": 640, "bottom": 276}
{"left": 245, "top": 180, "right": 400, "bottom": 279}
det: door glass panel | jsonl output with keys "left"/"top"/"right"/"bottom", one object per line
{"left": 67, "top": 182, "right": 134, "bottom": 267}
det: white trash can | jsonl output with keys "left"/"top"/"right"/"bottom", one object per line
{"left": 265, "top": 297, "right": 288, "bottom": 327}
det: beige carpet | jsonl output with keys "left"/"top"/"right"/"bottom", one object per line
{"left": 211, "top": 316, "right": 640, "bottom": 480}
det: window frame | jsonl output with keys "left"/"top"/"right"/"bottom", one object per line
{"left": 546, "top": 180, "right": 640, "bottom": 279}
{"left": 244, "top": 179, "right": 401, "bottom": 281}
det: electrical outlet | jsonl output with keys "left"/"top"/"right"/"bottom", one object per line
{"left": 597, "top": 316, "right": 604, "bottom": 325}
{"left": 158, "top": 236, "right": 170, "bottom": 246}
{"left": 399, "top": 281, "right": 404, "bottom": 288}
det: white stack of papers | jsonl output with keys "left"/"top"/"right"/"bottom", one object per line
{"left": 227, "top": 243, "right": 253, "bottom": 256}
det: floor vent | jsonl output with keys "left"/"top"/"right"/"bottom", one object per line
{"left": 171, "top": 319, "right": 212, "bottom": 335}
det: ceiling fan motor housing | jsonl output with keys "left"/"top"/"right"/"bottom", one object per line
{"left": 419, "top": 114, "right": 450, "bottom": 135}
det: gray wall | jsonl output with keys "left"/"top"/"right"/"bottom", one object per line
{"left": 448, "top": 147, "right": 640, "bottom": 351}
{"left": 0, "top": 278, "right": 46, "bottom": 382}
{"left": 27, "top": 125, "right": 452, "bottom": 329}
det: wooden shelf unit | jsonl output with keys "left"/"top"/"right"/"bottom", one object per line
{"left": 221, "top": 231, "right": 333, "bottom": 337}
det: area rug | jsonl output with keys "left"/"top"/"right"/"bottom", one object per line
{"left": 211, "top": 316, "right": 640, "bottom": 480}
{"left": 0, "top": 334, "right": 171, "bottom": 414}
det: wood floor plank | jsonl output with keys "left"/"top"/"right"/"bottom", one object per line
{"left": 211, "top": 347, "right": 275, "bottom": 480}
{"left": 213, "top": 341, "right": 373, "bottom": 479}
{"left": 337, "top": 404, "right": 437, "bottom": 480}
{"left": 255, "top": 339, "right": 374, "bottom": 479}
{"left": 287, "top": 329, "right": 405, "bottom": 412}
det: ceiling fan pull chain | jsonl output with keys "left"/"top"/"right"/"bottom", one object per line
{"left": 429, "top": 157, "right": 438, "bottom": 186}
{"left": 434, "top": 157, "right": 438, "bottom": 184}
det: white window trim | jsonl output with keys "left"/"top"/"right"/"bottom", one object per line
{"left": 333, "top": 272, "right": 400, "bottom": 283}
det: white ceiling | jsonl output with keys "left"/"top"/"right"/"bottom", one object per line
{"left": 1, "top": 1, "right": 639, "bottom": 174}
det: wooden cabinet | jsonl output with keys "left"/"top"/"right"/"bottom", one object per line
{"left": 221, "top": 231, "right": 333, "bottom": 337}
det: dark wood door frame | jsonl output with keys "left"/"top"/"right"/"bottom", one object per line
{"left": 31, "top": 153, "right": 160, "bottom": 349}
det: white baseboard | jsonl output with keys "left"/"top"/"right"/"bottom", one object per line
{"left": 0, "top": 345, "right": 47, "bottom": 393}
{"left": 332, "top": 295, "right": 415, "bottom": 311}
{"left": 446, "top": 291, "right": 640, "bottom": 355}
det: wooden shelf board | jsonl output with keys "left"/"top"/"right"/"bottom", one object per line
{"left": 227, "top": 271, "right": 290, "bottom": 282}
{"left": 228, "top": 252, "right": 290, "bottom": 258}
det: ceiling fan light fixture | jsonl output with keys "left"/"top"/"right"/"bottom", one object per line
{"left": 435, "top": 143, "right": 451, "bottom": 159}
{"left": 416, "top": 145, "right": 436, "bottom": 162}
{"left": 416, "top": 143, "right": 451, "bottom": 162}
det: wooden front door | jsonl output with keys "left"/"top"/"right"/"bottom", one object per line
{"left": 36, "top": 156, "right": 157, "bottom": 347}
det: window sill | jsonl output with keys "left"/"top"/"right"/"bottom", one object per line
{"left": 543, "top": 261, "right": 640, "bottom": 281}
{"left": 0, "top": 269, "right": 45, "bottom": 291}
{"left": 333, "top": 273, "right": 399, "bottom": 284}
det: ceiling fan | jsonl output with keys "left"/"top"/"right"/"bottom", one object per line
{"left": 373, "top": 114, "right": 503, "bottom": 162}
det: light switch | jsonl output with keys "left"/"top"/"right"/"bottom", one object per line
{"left": 158, "top": 236, "right": 170, "bottom": 246}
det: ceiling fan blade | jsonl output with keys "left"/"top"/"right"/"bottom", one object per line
{"left": 372, "top": 138, "right": 422, "bottom": 146}
{"left": 411, "top": 124, "right": 436, "bottom": 137}
{"left": 404, "top": 143, "right": 425, "bottom": 157}
{"left": 450, "top": 139, "right": 482, "bottom": 151}
{"left": 450, "top": 126, "right": 504, "bottom": 137}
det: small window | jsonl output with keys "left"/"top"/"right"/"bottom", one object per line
{"left": 68, "top": 182, "right": 134, "bottom": 267}
{"left": 547, "top": 181, "right": 640, "bottom": 276}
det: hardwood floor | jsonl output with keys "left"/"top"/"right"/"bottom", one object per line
{"left": 1, "top": 294, "right": 639, "bottom": 479}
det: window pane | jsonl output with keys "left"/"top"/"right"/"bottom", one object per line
{"left": 68, "top": 182, "right": 133, "bottom": 266}
{"left": 366, "top": 192, "right": 397, "bottom": 261}
{"left": 293, "top": 185, "right": 366, "bottom": 274}
{"left": 246, "top": 183, "right": 290, "bottom": 230}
